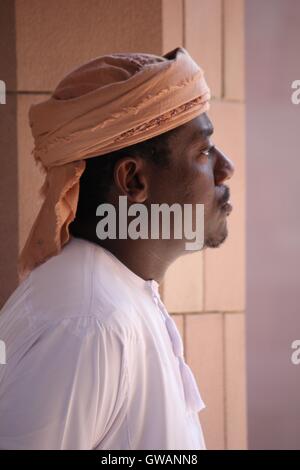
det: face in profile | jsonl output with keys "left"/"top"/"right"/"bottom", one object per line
{"left": 147, "top": 113, "right": 235, "bottom": 251}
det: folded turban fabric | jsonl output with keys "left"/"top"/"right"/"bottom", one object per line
{"left": 18, "top": 46, "right": 211, "bottom": 280}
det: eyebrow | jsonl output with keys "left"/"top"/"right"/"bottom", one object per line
{"left": 187, "top": 126, "right": 214, "bottom": 153}
{"left": 189, "top": 124, "right": 214, "bottom": 146}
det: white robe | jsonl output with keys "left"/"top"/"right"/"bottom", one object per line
{"left": 0, "top": 237, "right": 206, "bottom": 450}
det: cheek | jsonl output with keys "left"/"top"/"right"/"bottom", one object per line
{"left": 153, "top": 161, "right": 215, "bottom": 206}
{"left": 186, "top": 165, "right": 215, "bottom": 206}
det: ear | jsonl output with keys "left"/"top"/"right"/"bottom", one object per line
{"left": 113, "top": 156, "right": 148, "bottom": 203}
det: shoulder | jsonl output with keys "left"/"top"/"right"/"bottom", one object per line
{"left": 23, "top": 237, "right": 97, "bottom": 325}
{"left": 0, "top": 237, "right": 140, "bottom": 340}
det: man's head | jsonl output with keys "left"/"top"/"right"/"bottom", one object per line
{"left": 19, "top": 47, "right": 227, "bottom": 279}
{"left": 70, "top": 111, "right": 234, "bottom": 255}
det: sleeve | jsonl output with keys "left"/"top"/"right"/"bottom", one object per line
{"left": 0, "top": 316, "right": 128, "bottom": 450}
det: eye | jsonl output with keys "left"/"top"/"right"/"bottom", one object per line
{"left": 200, "top": 144, "right": 215, "bottom": 157}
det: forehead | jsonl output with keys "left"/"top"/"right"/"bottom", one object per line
{"left": 169, "top": 113, "right": 214, "bottom": 150}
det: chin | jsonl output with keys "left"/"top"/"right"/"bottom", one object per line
{"left": 204, "top": 224, "right": 228, "bottom": 248}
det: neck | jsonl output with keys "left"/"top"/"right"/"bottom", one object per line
{"left": 71, "top": 225, "right": 181, "bottom": 284}
{"left": 98, "top": 240, "right": 174, "bottom": 284}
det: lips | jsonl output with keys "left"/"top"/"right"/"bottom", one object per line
{"left": 221, "top": 201, "right": 233, "bottom": 215}
{"left": 217, "top": 185, "right": 232, "bottom": 215}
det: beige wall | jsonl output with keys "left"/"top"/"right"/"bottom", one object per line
{"left": 0, "top": 0, "right": 246, "bottom": 449}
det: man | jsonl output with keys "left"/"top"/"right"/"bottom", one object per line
{"left": 0, "top": 47, "right": 234, "bottom": 449}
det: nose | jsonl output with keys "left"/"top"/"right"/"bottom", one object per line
{"left": 213, "top": 147, "right": 235, "bottom": 185}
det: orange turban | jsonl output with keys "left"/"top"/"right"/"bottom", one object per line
{"left": 18, "top": 46, "right": 211, "bottom": 279}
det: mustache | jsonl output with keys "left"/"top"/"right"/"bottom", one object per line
{"left": 218, "top": 185, "right": 230, "bottom": 206}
